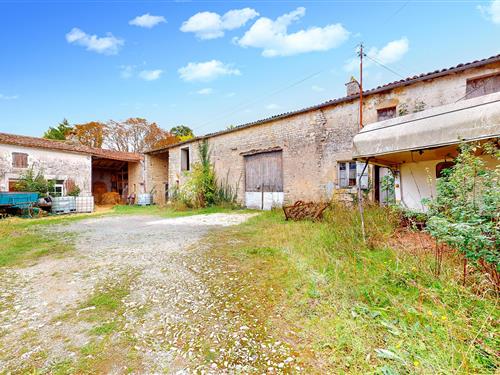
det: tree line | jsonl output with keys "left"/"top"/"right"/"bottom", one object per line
{"left": 43, "top": 118, "right": 194, "bottom": 153}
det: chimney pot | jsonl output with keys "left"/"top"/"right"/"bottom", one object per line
{"left": 345, "top": 77, "right": 360, "bottom": 96}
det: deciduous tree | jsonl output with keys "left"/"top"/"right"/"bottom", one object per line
{"left": 71, "top": 121, "right": 106, "bottom": 148}
{"left": 106, "top": 118, "right": 178, "bottom": 153}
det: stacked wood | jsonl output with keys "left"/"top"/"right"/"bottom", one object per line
{"left": 283, "top": 201, "right": 329, "bottom": 221}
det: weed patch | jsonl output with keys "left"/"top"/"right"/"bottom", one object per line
{"left": 204, "top": 206, "right": 499, "bottom": 373}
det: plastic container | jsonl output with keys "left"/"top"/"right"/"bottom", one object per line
{"left": 137, "top": 193, "right": 153, "bottom": 206}
{"left": 75, "top": 196, "right": 94, "bottom": 213}
{"left": 52, "top": 196, "right": 76, "bottom": 214}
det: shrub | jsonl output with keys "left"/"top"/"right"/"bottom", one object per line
{"left": 424, "top": 142, "right": 499, "bottom": 287}
{"left": 14, "top": 167, "right": 54, "bottom": 194}
{"left": 174, "top": 140, "right": 240, "bottom": 208}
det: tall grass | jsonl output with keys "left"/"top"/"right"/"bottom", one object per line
{"left": 204, "top": 204, "right": 499, "bottom": 374}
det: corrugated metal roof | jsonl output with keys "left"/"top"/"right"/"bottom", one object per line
{"left": 0, "top": 132, "right": 142, "bottom": 162}
{"left": 146, "top": 53, "right": 500, "bottom": 154}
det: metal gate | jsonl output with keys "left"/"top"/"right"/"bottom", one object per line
{"left": 244, "top": 151, "right": 284, "bottom": 210}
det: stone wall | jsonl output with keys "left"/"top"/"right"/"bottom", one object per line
{"left": 144, "top": 153, "right": 169, "bottom": 205}
{"left": 152, "top": 61, "right": 500, "bottom": 206}
{"left": 128, "top": 160, "right": 146, "bottom": 197}
{"left": 0, "top": 143, "right": 92, "bottom": 194}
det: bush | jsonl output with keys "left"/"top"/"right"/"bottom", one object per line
{"left": 174, "top": 140, "right": 240, "bottom": 208}
{"left": 15, "top": 167, "right": 54, "bottom": 194}
{"left": 424, "top": 142, "right": 499, "bottom": 286}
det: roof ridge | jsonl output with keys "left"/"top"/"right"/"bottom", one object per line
{"left": 147, "top": 53, "right": 500, "bottom": 153}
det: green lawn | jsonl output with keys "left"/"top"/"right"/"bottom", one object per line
{"left": 202, "top": 206, "right": 499, "bottom": 374}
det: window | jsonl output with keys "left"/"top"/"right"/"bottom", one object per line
{"left": 52, "top": 180, "right": 65, "bottom": 197}
{"left": 465, "top": 73, "right": 500, "bottom": 99}
{"left": 377, "top": 106, "right": 396, "bottom": 121}
{"left": 339, "top": 161, "right": 358, "bottom": 188}
{"left": 12, "top": 152, "right": 28, "bottom": 168}
{"left": 436, "top": 161, "right": 455, "bottom": 178}
{"left": 181, "top": 147, "right": 190, "bottom": 171}
{"left": 338, "top": 161, "right": 369, "bottom": 189}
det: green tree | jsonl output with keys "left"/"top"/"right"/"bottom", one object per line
{"left": 425, "top": 142, "right": 499, "bottom": 285}
{"left": 170, "top": 125, "right": 194, "bottom": 139}
{"left": 43, "top": 119, "right": 73, "bottom": 140}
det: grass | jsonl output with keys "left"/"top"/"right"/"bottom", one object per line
{"left": 49, "top": 272, "right": 141, "bottom": 374}
{"left": 110, "top": 204, "right": 252, "bottom": 217}
{"left": 0, "top": 219, "right": 75, "bottom": 267}
{"left": 203, "top": 205, "right": 499, "bottom": 374}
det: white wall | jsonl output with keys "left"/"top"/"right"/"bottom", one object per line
{"left": 0, "top": 143, "right": 92, "bottom": 194}
{"left": 397, "top": 155, "right": 498, "bottom": 211}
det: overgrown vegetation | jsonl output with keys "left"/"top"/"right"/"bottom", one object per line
{"left": 14, "top": 167, "right": 54, "bottom": 194}
{"left": 425, "top": 142, "right": 499, "bottom": 288}
{"left": 205, "top": 206, "right": 499, "bottom": 373}
{"left": 174, "top": 139, "right": 240, "bottom": 208}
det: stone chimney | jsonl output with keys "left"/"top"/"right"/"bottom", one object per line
{"left": 345, "top": 76, "right": 360, "bottom": 96}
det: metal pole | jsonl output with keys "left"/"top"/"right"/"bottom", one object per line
{"left": 358, "top": 160, "right": 369, "bottom": 243}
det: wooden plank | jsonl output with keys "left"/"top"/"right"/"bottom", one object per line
{"left": 244, "top": 151, "right": 283, "bottom": 193}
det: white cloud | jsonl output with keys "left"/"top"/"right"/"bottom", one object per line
{"left": 266, "top": 103, "right": 280, "bottom": 110}
{"left": 178, "top": 60, "right": 241, "bottom": 82}
{"left": 0, "top": 94, "right": 18, "bottom": 100}
{"left": 371, "top": 37, "right": 409, "bottom": 64}
{"left": 66, "top": 27, "right": 124, "bottom": 55}
{"left": 478, "top": 0, "right": 500, "bottom": 24}
{"left": 226, "top": 92, "right": 236, "bottom": 97}
{"left": 120, "top": 65, "right": 134, "bottom": 79}
{"left": 138, "top": 69, "right": 163, "bottom": 81}
{"left": 344, "top": 37, "right": 409, "bottom": 72}
{"left": 196, "top": 88, "right": 213, "bottom": 95}
{"left": 180, "top": 8, "right": 259, "bottom": 40}
{"left": 312, "top": 85, "right": 325, "bottom": 92}
{"left": 235, "top": 7, "right": 349, "bottom": 57}
{"left": 129, "top": 13, "right": 166, "bottom": 28}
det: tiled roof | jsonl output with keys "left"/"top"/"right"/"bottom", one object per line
{"left": 0, "top": 132, "right": 142, "bottom": 162}
{"left": 146, "top": 53, "right": 500, "bottom": 153}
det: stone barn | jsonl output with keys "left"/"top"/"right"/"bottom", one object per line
{"left": 145, "top": 54, "right": 499, "bottom": 209}
{"left": 0, "top": 133, "right": 144, "bottom": 202}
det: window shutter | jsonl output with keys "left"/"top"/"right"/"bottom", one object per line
{"left": 12, "top": 153, "right": 28, "bottom": 168}
{"left": 356, "top": 162, "right": 369, "bottom": 190}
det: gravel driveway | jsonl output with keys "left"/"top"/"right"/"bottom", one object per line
{"left": 0, "top": 213, "right": 297, "bottom": 373}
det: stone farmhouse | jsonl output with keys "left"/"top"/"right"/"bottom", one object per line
{"left": 0, "top": 133, "right": 143, "bottom": 200}
{"left": 1, "top": 54, "right": 498, "bottom": 210}
{"left": 144, "top": 54, "right": 500, "bottom": 209}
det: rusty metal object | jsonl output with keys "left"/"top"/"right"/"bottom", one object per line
{"left": 283, "top": 200, "right": 329, "bottom": 221}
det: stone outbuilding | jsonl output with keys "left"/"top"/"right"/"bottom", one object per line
{"left": 145, "top": 54, "right": 499, "bottom": 209}
{"left": 0, "top": 133, "right": 144, "bottom": 201}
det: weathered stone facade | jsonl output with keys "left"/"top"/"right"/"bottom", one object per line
{"left": 0, "top": 143, "right": 92, "bottom": 194}
{"left": 146, "top": 59, "right": 499, "bottom": 207}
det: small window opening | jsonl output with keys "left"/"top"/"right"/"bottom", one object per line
{"left": 377, "top": 106, "right": 397, "bottom": 121}
{"left": 339, "top": 161, "right": 357, "bottom": 188}
{"left": 12, "top": 152, "right": 28, "bottom": 168}
{"left": 181, "top": 147, "right": 190, "bottom": 171}
{"left": 465, "top": 73, "right": 500, "bottom": 99}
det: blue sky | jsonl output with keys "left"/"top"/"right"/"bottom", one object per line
{"left": 0, "top": 0, "right": 499, "bottom": 137}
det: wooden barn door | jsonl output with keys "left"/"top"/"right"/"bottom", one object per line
{"left": 244, "top": 151, "right": 284, "bottom": 210}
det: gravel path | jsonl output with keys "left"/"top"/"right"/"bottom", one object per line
{"left": 0, "top": 213, "right": 297, "bottom": 373}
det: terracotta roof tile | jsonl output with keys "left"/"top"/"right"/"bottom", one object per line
{"left": 146, "top": 53, "right": 500, "bottom": 153}
{"left": 0, "top": 132, "right": 142, "bottom": 162}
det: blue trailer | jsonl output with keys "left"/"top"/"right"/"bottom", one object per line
{"left": 0, "top": 192, "right": 39, "bottom": 218}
